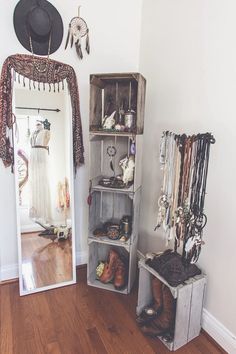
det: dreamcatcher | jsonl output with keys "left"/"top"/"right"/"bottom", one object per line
{"left": 65, "top": 6, "right": 90, "bottom": 60}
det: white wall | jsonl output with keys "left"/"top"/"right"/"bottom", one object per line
{"left": 139, "top": 0, "right": 236, "bottom": 350}
{"left": 0, "top": 0, "right": 142, "bottom": 279}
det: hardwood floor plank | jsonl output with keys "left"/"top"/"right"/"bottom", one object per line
{"left": 0, "top": 267, "right": 226, "bottom": 354}
{"left": 87, "top": 327, "right": 108, "bottom": 354}
{"left": 21, "top": 232, "right": 72, "bottom": 292}
{"left": 0, "top": 286, "right": 13, "bottom": 354}
{"left": 46, "top": 342, "right": 62, "bottom": 354}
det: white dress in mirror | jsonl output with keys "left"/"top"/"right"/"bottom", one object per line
{"left": 14, "top": 84, "right": 76, "bottom": 295}
{"left": 29, "top": 122, "right": 51, "bottom": 223}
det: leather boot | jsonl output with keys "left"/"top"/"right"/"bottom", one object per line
{"left": 99, "top": 249, "right": 119, "bottom": 283}
{"left": 114, "top": 257, "right": 126, "bottom": 290}
{"left": 140, "top": 323, "right": 167, "bottom": 338}
{"left": 152, "top": 284, "right": 175, "bottom": 332}
{"left": 136, "top": 276, "right": 163, "bottom": 326}
{"left": 152, "top": 276, "right": 163, "bottom": 313}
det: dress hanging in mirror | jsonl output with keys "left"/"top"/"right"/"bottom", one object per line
{"left": 29, "top": 121, "right": 51, "bottom": 222}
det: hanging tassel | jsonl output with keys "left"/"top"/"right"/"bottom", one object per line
{"left": 58, "top": 82, "right": 60, "bottom": 92}
{"left": 53, "top": 83, "right": 56, "bottom": 92}
{"left": 43, "top": 82, "right": 45, "bottom": 91}
{"left": 75, "top": 40, "right": 83, "bottom": 59}
{"left": 86, "top": 30, "right": 90, "bottom": 54}
{"left": 62, "top": 80, "right": 65, "bottom": 90}
{"left": 18, "top": 74, "right": 21, "bottom": 84}
{"left": 49, "top": 83, "right": 51, "bottom": 92}
{"left": 23, "top": 76, "right": 26, "bottom": 87}
{"left": 29, "top": 79, "right": 31, "bottom": 90}
{"left": 33, "top": 81, "right": 36, "bottom": 90}
{"left": 70, "top": 33, "right": 74, "bottom": 48}
{"left": 110, "top": 160, "right": 114, "bottom": 172}
{"left": 65, "top": 25, "right": 71, "bottom": 49}
{"left": 38, "top": 82, "right": 40, "bottom": 91}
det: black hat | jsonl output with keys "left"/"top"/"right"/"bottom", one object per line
{"left": 13, "top": 0, "right": 63, "bottom": 55}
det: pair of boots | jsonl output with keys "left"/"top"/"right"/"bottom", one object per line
{"left": 99, "top": 249, "right": 126, "bottom": 290}
{"left": 137, "top": 276, "right": 175, "bottom": 338}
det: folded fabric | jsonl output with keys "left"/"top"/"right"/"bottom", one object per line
{"left": 146, "top": 250, "right": 201, "bottom": 287}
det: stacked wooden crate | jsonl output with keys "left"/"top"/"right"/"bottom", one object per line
{"left": 87, "top": 73, "right": 146, "bottom": 294}
{"left": 136, "top": 259, "right": 206, "bottom": 351}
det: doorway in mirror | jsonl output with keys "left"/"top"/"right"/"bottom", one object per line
{"left": 14, "top": 82, "right": 76, "bottom": 295}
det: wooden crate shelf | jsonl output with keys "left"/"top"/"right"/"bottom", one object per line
{"left": 90, "top": 73, "right": 146, "bottom": 134}
{"left": 88, "top": 72, "right": 146, "bottom": 294}
{"left": 88, "top": 234, "right": 131, "bottom": 250}
{"left": 89, "top": 133, "right": 143, "bottom": 194}
{"left": 89, "top": 188, "right": 141, "bottom": 247}
{"left": 87, "top": 242, "right": 138, "bottom": 294}
{"left": 136, "top": 259, "right": 206, "bottom": 351}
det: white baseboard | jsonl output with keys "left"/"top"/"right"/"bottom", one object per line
{"left": 21, "top": 225, "right": 43, "bottom": 233}
{"left": 202, "top": 309, "right": 236, "bottom": 354}
{"left": 1, "top": 263, "right": 19, "bottom": 281}
{"left": 76, "top": 250, "right": 88, "bottom": 266}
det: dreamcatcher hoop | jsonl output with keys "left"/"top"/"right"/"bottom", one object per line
{"left": 65, "top": 6, "right": 90, "bottom": 60}
{"left": 70, "top": 17, "right": 89, "bottom": 38}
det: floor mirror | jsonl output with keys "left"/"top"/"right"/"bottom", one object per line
{"left": 13, "top": 81, "right": 76, "bottom": 295}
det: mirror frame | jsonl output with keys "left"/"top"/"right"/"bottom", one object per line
{"left": 0, "top": 54, "right": 84, "bottom": 295}
{"left": 13, "top": 90, "right": 77, "bottom": 296}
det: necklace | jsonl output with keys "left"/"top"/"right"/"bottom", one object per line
{"left": 29, "top": 33, "right": 52, "bottom": 73}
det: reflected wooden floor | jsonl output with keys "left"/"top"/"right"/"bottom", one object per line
{"left": 0, "top": 267, "right": 226, "bottom": 354}
{"left": 21, "top": 232, "right": 72, "bottom": 291}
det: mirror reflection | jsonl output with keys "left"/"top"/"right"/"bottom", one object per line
{"left": 14, "top": 84, "right": 75, "bottom": 294}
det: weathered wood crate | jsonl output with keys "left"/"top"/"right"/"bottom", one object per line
{"left": 88, "top": 188, "right": 141, "bottom": 247}
{"left": 87, "top": 241, "right": 138, "bottom": 294}
{"left": 136, "top": 259, "right": 206, "bottom": 351}
{"left": 89, "top": 133, "right": 143, "bottom": 193}
{"left": 88, "top": 72, "right": 146, "bottom": 295}
{"left": 90, "top": 73, "right": 146, "bottom": 134}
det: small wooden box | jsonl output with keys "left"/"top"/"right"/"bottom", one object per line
{"left": 136, "top": 259, "right": 206, "bottom": 351}
{"left": 90, "top": 73, "right": 146, "bottom": 134}
{"left": 87, "top": 241, "right": 138, "bottom": 294}
{"left": 89, "top": 133, "right": 143, "bottom": 193}
{"left": 88, "top": 188, "right": 141, "bottom": 247}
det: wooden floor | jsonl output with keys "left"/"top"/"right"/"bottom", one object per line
{"left": 21, "top": 232, "right": 72, "bottom": 291}
{"left": 0, "top": 267, "right": 226, "bottom": 354}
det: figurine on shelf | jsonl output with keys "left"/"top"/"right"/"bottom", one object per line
{"left": 119, "top": 155, "right": 135, "bottom": 185}
{"left": 102, "top": 110, "right": 116, "bottom": 130}
{"left": 124, "top": 109, "right": 136, "bottom": 131}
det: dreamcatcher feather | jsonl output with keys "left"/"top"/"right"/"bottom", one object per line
{"left": 65, "top": 8, "right": 90, "bottom": 60}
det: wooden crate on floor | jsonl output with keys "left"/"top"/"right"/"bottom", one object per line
{"left": 136, "top": 259, "right": 206, "bottom": 351}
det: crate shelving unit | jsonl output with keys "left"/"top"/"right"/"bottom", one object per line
{"left": 87, "top": 72, "right": 146, "bottom": 294}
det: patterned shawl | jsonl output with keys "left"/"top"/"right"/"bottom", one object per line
{"left": 0, "top": 54, "right": 84, "bottom": 170}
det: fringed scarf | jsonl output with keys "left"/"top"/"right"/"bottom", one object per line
{"left": 0, "top": 54, "right": 84, "bottom": 170}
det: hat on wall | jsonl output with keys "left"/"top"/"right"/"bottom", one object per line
{"left": 13, "top": 0, "right": 63, "bottom": 56}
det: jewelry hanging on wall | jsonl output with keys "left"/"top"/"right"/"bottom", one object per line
{"left": 65, "top": 6, "right": 90, "bottom": 60}
{"left": 154, "top": 131, "right": 215, "bottom": 264}
{"left": 107, "top": 145, "right": 117, "bottom": 175}
{"left": 130, "top": 137, "right": 136, "bottom": 155}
